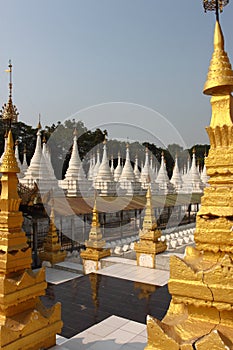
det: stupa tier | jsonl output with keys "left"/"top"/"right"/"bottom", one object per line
{"left": 0, "top": 131, "right": 62, "bottom": 349}
{"left": 134, "top": 186, "right": 166, "bottom": 268}
{"left": 145, "top": 19, "right": 233, "bottom": 349}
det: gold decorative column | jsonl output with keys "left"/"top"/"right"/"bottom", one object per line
{"left": 0, "top": 130, "right": 62, "bottom": 349}
{"left": 80, "top": 197, "right": 110, "bottom": 274}
{"left": 134, "top": 186, "right": 166, "bottom": 268}
{"left": 39, "top": 205, "right": 66, "bottom": 265}
{"left": 144, "top": 18, "right": 233, "bottom": 350}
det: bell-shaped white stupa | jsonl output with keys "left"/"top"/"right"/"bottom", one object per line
{"left": 140, "top": 148, "right": 153, "bottom": 189}
{"left": 118, "top": 144, "right": 142, "bottom": 196}
{"left": 170, "top": 155, "right": 183, "bottom": 192}
{"left": 114, "top": 152, "right": 122, "bottom": 182}
{"left": 201, "top": 155, "right": 210, "bottom": 187}
{"left": 134, "top": 154, "right": 141, "bottom": 181}
{"left": 59, "top": 128, "right": 90, "bottom": 197}
{"left": 14, "top": 140, "right": 24, "bottom": 179}
{"left": 20, "top": 122, "right": 58, "bottom": 195}
{"left": 94, "top": 140, "right": 116, "bottom": 196}
{"left": 181, "top": 150, "right": 204, "bottom": 193}
{"left": 155, "top": 152, "right": 173, "bottom": 194}
{"left": 92, "top": 147, "right": 101, "bottom": 185}
{"left": 87, "top": 153, "right": 95, "bottom": 181}
{"left": 21, "top": 144, "right": 28, "bottom": 176}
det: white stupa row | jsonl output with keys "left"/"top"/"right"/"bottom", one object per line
{"left": 0, "top": 127, "right": 209, "bottom": 197}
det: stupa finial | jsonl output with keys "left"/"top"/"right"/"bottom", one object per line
{"left": 203, "top": 2, "right": 233, "bottom": 96}
{"left": 0, "top": 60, "right": 19, "bottom": 129}
{"left": 37, "top": 114, "right": 42, "bottom": 130}
{"left": 92, "top": 193, "right": 100, "bottom": 228}
{"left": 203, "top": 0, "right": 229, "bottom": 21}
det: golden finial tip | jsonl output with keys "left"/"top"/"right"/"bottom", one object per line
{"left": 214, "top": 20, "right": 224, "bottom": 50}
{"left": 203, "top": 20, "right": 233, "bottom": 96}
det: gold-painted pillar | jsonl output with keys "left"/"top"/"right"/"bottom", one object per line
{"left": 144, "top": 20, "right": 233, "bottom": 350}
{"left": 39, "top": 205, "right": 67, "bottom": 265}
{"left": 0, "top": 130, "right": 62, "bottom": 349}
{"left": 80, "top": 197, "right": 110, "bottom": 274}
{"left": 134, "top": 186, "right": 166, "bottom": 268}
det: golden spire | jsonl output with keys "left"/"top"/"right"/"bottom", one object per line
{"left": 91, "top": 194, "right": 100, "bottom": 229}
{"left": 0, "top": 60, "right": 19, "bottom": 127}
{"left": 0, "top": 130, "right": 20, "bottom": 173}
{"left": 143, "top": 185, "right": 157, "bottom": 231}
{"left": 39, "top": 199, "right": 67, "bottom": 264}
{"left": 86, "top": 194, "right": 104, "bottom": 246}
{"left": 203, "top": 20, "right": 233, "bottom": 96}
{"left": 80, "top": 192, "right": 110, "bottom": 273}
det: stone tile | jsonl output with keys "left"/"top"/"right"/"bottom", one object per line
{"left": 45, "top": 268, "right": 81, "bottom": 284}
{"left": 120, "top": 321, "right": 146, "bottom": 334}
{"left": 103, "top": 328, "right": 137, "bottom": 344}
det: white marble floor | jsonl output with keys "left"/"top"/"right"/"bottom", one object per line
{"left": 52, "top": 316, "right": 147, "bottom": 350}
{"left": 43, "top": 257, "right": 169, "bottom": 349}
{"left": 96, "top": 262, "right": 169, "bottom": 286}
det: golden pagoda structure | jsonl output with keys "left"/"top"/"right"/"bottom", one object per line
{"left": 145, "top": 5, "right": 233, "bottom": 349}
{"left": 0, "top": 130, "right": 62, "bottom": 349}
{"left": 134, "top": 186, "right": 166, "bottom": 268}
{"left": 80, "top": 196, "right": 110, "bottom": 274}
{"left": 39, "top": 203, "right": 66, "bottom": 265}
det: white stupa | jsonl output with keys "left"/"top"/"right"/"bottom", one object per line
{"left": 21, "top": 145, "right": 28, "bottom": 176}
{"left": 201, "top": 155, "right": 210, "bottom": 187}
{"left": 59, "top": 128, "right": 90, "bottom": 197}
{"left": 133, "top": 154, "right": 141, "bottom": 181}
{"left": 140, "top": 148, "right": 153, "bottom": 189}
{"left": 20, "top": 123, "right": 43, "bottom": 189}
{"left": 155, "top": 152, "right": 173, "bottom": 194}
{"left": 14, "top": 140, "right": 24, "bottom": 179}
{"left": 94, "top": 140, "right": 116, "bottom": 196}
{"left": 20, "top": 121, "right": 59, "bottom": 195}
{"left": 87, "top": 153, "right": 95, "bottom": 181}
{"left": 170, "top": 155, "right": 183, "bottom": 192}
{"left": 118, "top": 144, "right": 141, "bottom": 196}
{"left": 182, "top": 150, "right": 204, "bottom": 193}
{"left": 114, "top": 152, "right": 122, "bottom": 182}
{"left": 93, "top": 148, "right": 101, "bottom": 184}
{"left": 110, "top": 155, "right": 114, "bottom": 175}
{"left": 150, "top": 154, "right": 156, "bottom": 182}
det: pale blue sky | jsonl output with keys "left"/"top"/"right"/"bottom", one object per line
{"left": 0, "top": 0, "right": 233, "bottom": 147}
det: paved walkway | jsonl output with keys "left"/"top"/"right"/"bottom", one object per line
{"left": 42, "top": 257, "right": 170, "bottom": 349}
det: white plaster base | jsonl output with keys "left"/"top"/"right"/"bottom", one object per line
{"left": 138, "top": 253, "right": 155, "bottom": 268}
{"left": 83, "top": 259, "right": 101, "bottom": 274}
